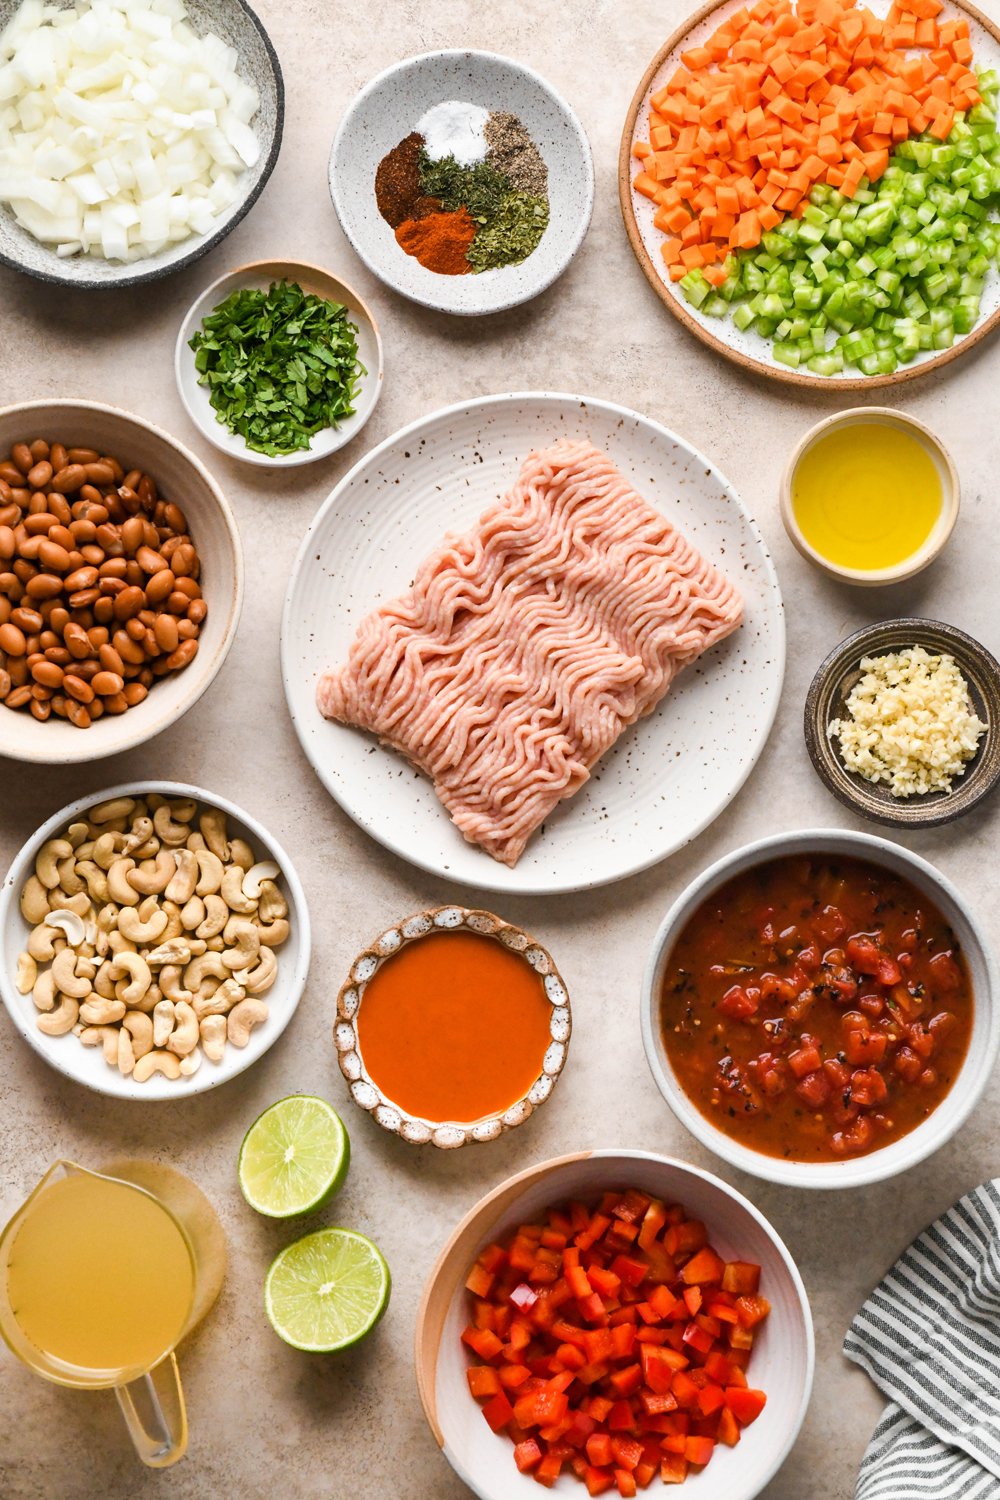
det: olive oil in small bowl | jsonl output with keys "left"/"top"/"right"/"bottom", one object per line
{"left": 780, "top": 408, "right": 958, "bottom": 585}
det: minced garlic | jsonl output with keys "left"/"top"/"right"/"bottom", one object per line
{"left": 829, "top": 645, "right": 986, "bottom": 798}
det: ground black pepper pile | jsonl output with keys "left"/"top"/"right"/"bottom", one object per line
{"left": 484, "top": 112, "right": 548, "bottom": 198}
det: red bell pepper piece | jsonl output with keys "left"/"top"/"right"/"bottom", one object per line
{"left": 481, "top": 1391, "right": 514, "bottom": 1433}
{"left": 681, "top": 1247, "right": 726, "bottom": 1285}
{"left": 660, "top": 1453, "right": 689, "bottom": 1484}
{"left": 513, "top": 1438, "right": 542, "bottom": 1472}
{"left": 615, "top": 1470, "right": 638, "bottom": 1497}
{"left": 586, "top": 1433, "right": 614, "bottom": 1467}
{"left": 726, "top": 1386, "right": 767, "bottom": 1425}
{"left": 684, "top": 1435, "right": 715, "bottom": 1466}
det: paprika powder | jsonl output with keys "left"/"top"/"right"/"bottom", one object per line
{"left": 394, "top": 207, "right": 476, "bottom": 275}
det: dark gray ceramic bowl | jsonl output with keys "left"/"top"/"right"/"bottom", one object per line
{"left": 804, "top": 618, "right": 1000, "bottom": 828}
{"left": 0, "top": 0, "right": 283, "bottom": 289}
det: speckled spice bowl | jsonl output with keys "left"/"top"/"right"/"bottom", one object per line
{"left": 804, "top": 618, "right": 1000, "bottom": 827}
{"left": 334, "top": 906, "right": 571, "bottom": 1149}
{"left": 329, "top": 50, "right": 594, "bottom": 315}
{"left": 780, "top": 408, "right": 960, "bottom": 586}
{"left": 416, "top": 1150, "right": 814, "bottom": 1500}
{"left": 0, "top": 0, "right": 283, "bottom": 289}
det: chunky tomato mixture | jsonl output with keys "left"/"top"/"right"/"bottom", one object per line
{"left": 462, "top": 1189, "right": 768, "bottom": 1494}
{"left": 660, "top": 854, "right": 973, "bottom": 1162}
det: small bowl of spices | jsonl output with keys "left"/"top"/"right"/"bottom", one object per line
{"left": 175, "top": 259, "right": 383, "bottom": 467}
{"left": 330, "top": 50, "right": 593, "bottom": 315}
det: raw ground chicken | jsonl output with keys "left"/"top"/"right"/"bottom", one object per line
{"left": 317, "top": 440, "right": 743, "bottom": 865}
{"left": 633, "top": 0, "right": 981, "bottom": 279}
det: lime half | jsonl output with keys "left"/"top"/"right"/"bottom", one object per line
{"left": 238, "top": 1095, "right": 350, "bottom": 1219}
{"left": 265, "top": 1228, "right": 391, "bottom": 1352}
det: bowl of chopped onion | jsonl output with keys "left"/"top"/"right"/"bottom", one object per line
{"left": 0, "top": 0, "right": 283, "bottom": 288}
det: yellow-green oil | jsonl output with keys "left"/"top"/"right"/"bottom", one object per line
{"left": 792, "top": 422, "right": 942, "bottom": 572}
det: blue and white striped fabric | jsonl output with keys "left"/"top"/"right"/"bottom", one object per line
{"left": 844, "top": 1179, "right": 1000, "bottom": 1500}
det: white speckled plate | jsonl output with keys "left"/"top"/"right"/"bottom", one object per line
{"left": 329, "top": 50, "right": 593, "bottom": 315}
{"left": 620, "top": 0, "right": 1000, "bottom": 389}
{"left": 281, "top": 393, "right": 785, "bottom": 896}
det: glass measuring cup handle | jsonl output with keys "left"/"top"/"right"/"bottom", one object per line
{"left": 114, "top": 1351, "right": 188, "bottom": 1468}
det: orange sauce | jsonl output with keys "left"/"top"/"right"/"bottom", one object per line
{"left": 355, "top": 930, "right": 553, "bottom": 1124}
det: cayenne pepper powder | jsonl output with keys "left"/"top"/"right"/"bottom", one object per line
{"left": 394, "top": 207, "right": 476, "bottom": 275}
{"left": 375, "top": 132, "right": 441, "bottom": 228}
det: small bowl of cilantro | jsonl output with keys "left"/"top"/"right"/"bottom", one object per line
{"left": 175, "top": 259, "right": 383, "bottom": 466}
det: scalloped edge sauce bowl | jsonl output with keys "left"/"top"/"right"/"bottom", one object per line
{"left": 334, "top": 906, "right": 571, "bottom": 1148}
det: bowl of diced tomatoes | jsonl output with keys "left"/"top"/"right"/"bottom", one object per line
{"left": 640, "top": 828, "right": 998, "bottom": 1190}
{"left": 414, "top": 1149, "right": 813, "bottom": 1500}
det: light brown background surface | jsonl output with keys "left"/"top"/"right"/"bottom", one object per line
{"left": 1, "top": 1, "right": 998, "bottom": 1496}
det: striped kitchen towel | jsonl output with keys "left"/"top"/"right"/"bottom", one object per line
{"left": 844, "top": 1178, "right": 1000, "bottom": 1499}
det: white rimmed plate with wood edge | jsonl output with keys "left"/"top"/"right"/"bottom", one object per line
{"left": 0, "top": 781, "right": 311, "bottom": 1101}
{"left": 334, "top": 905, "right": 570, "bottom": 1149}
{"left": 280, "top": 392, "right": 785, "bottom": 897}
{"left": 174, "top": 258, "right": 383, "bottom": 467}
{"left": 415, "top": 1150, "right": 814, "bottom": 1500}
{"left": 619, "top": 0, "right": 1000, "bottom": 389}
{"left": 329, "top": 49, "right": 594, "bottom": 315}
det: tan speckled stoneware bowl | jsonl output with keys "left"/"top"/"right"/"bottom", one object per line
{"left": 804, "top": 618, "right": 1000, "bottom": 827}
{"left": 415, "top": 1150, "right": 814, "bottom": 1500}
{"left": 334, "top": 905, "right": 571, "bottom": 1148}
{"left": 780, "top": 408, "right": 960, "bottom": 586}
{"left": 0, "top": 400, "right": 243, "bottom": 764}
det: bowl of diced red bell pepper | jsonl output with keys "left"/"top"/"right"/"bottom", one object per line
{"left": 414, "top": 1149, "right": 813, "bottom": 1500}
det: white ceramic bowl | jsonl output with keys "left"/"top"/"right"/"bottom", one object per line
{"left": 175, "top": 259, "right": 384, "bottom": 467}
{"left": 415, "top": 1150, "right": 814, "bottom": 1500}
{"left": 0, "top": 399, "right": 242, "bottom": 764}
{"left": 329, "top": 50, "right": 594, "bottom": 315}
{"left": 0, "top": 0, "right": 284, "bottom": 290}
{"left": 0, "top": 781, "right": 310, "bottom": 1100}
{"left": 780, "top": 407, "right": 960, "bottom": 586}
{"left": 641, "top": 829, "right": 999, "bottom": 1189}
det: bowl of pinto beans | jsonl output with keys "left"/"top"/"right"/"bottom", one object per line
{"left": 641, "top": 828, "right": 999, "bottom": 1190}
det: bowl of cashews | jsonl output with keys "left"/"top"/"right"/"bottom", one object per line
{"left": 0, "top": 781, "right": 310, "bottom": 1099}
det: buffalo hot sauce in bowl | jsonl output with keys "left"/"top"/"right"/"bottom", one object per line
{"left": 640, "top": 830, "right": 995, "bottom": 1189}
{"left": 334, "top": 907, "right": 571, "bottom": 1149}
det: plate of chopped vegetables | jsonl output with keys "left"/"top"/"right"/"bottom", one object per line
{"left": 619, "top": 0, "right": 1000, "bottom": 387}
{"left": 174, "top": 259, "right": 382, "bottom": 465}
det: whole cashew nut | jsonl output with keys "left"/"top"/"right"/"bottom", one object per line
{"left": 37, "top": 994, "right": 80, "bottom": 1036}
{"left": 117, "top": 904, "right": 168, "bottom": 946}
{"left": 56, "top": 855, "right": 84, "bottom": 895}
{"left": 66, "top": 821, "right": 90, "bottom": 849}
{"left": 193, "top": 976, "right": 244, "bottom": 1019}
{"left": 159, "top": 901, "right": 184, "bottom": 943}
{"left": 15, "top": 952, "right": 37, "bottom": 994}
{"left": 123, "top": 1011, "right": 154, "bottom": 1059}
{"left": 118, "top": 1028, "right": 135, "bottom": 1076}
{"left": 32, "top": 969, "right": 56, "bottom": 1012}
{"left": 110, "top": 950, "right": 152, "bottom": 1006}
{"left": 194, "top": 849, "right": 224, "bottom": 896}
{"left": 153, "top": 999, "right": 176, "bottom": 1047}
{"left": 166, "top": 1000, "right": 199, "bottom": 1057}
{"left": 27, "top": 923, "right": 61, "bottom": 962}
{"left": 180, "top": 895, "right": 205, "bottom": 931}
{"left": 227, "top": 998, "right": 268, "bottom": 1047}
{"left": 158, "top": 966, "right": 193, "bottom": 1005}
{"left": 184, "top": 952, "right": 228, "bottom": 992}
{"left": 52, "top": 947, "right": 94, "bottom": 1000}
{"left": 132, "top": 1050, "right": 182, "bottom": 1083}
{"left": 20, "top": 874, "right": 50, "bottom": 925}
{"left": 220, "top": 866, "right": 257, "bottom": 916}
{"left": 75, "top": 861, "right": 109, "bottom": 904}
{"left": 79, "top": 996, "right": 127, "bottom": 1025}
{"left": 153, "top": 804, "right": 192, "bottom": 847}
{"left": 93, "top": 831, "right": 128, "bottom": 870}
{"left": 165, "top": 848, "right": 197, "bottom": 905}
{"left": 223, "top": 920, "right": 260, "bottom": 971}
{"left": 127, "top": 850, "right": 174, "bottom": 895}
{"left": 199, "top": 809, "right": 230, "bottom": 862}
{"left": 255, "top": 918, "right": 290, "bottom": 949}
{"left": 89, "top": 796, "right": 137, "bottom": 825}
{"left": 106, "top": 858, "right": 140, "bottom": 906}
{"left": 235, "top": 946, "right": 277, "bottom": 996}
{"left": 121, "top": 816, "right": 154, "bottom": 854}
{"left": 242, "top": 861, "right": 281, "bottom": 899}
{"left": 35, "top": 838, "right": 73, "bottom": 890}
{"left": 258, "top": 880, "right": 288, "bottom": 923}
{"left": 179, "top": 1049, "right": 202, "bottom": 1077}
{"left": 79, "top": 1024, "right": 119, "bottom": 1065}
{"left": 47, "top": 909, "right": 86, "bottom": 947}
{"left": 196, "top": 893, "right": 228, "bottom": 939}
{"left": 200, "top": 1014, "right": 227, "bottom": 1061}
{"left": 94, "top": 959, "right": 117, "bottom": 999}
{"left": 229, "top": 838, "right": 256, "bottom": 872}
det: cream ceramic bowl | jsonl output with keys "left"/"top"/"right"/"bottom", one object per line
{"left": 415, "top": 1149, "right": 814, "bottom": 1500}
{"left": 779, "top": 407, "right": 959, "bottom": 585}
{"left": 0, "top": 399, "right": 242, "bottom": 763}
{"left": 175, "top": 259, "right": 384, "bottom": 467}
{"left": 334, "top": 905, "right": 571, "bottom": 1149}
{"left": 0, "top": 781, "right": 310, "bottom": 1101}
{"left": 329, "top": 50, "right": 594, "bottom": 316}
{"left": 641, "top": 829, "right": 999, "bottom": 1189}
